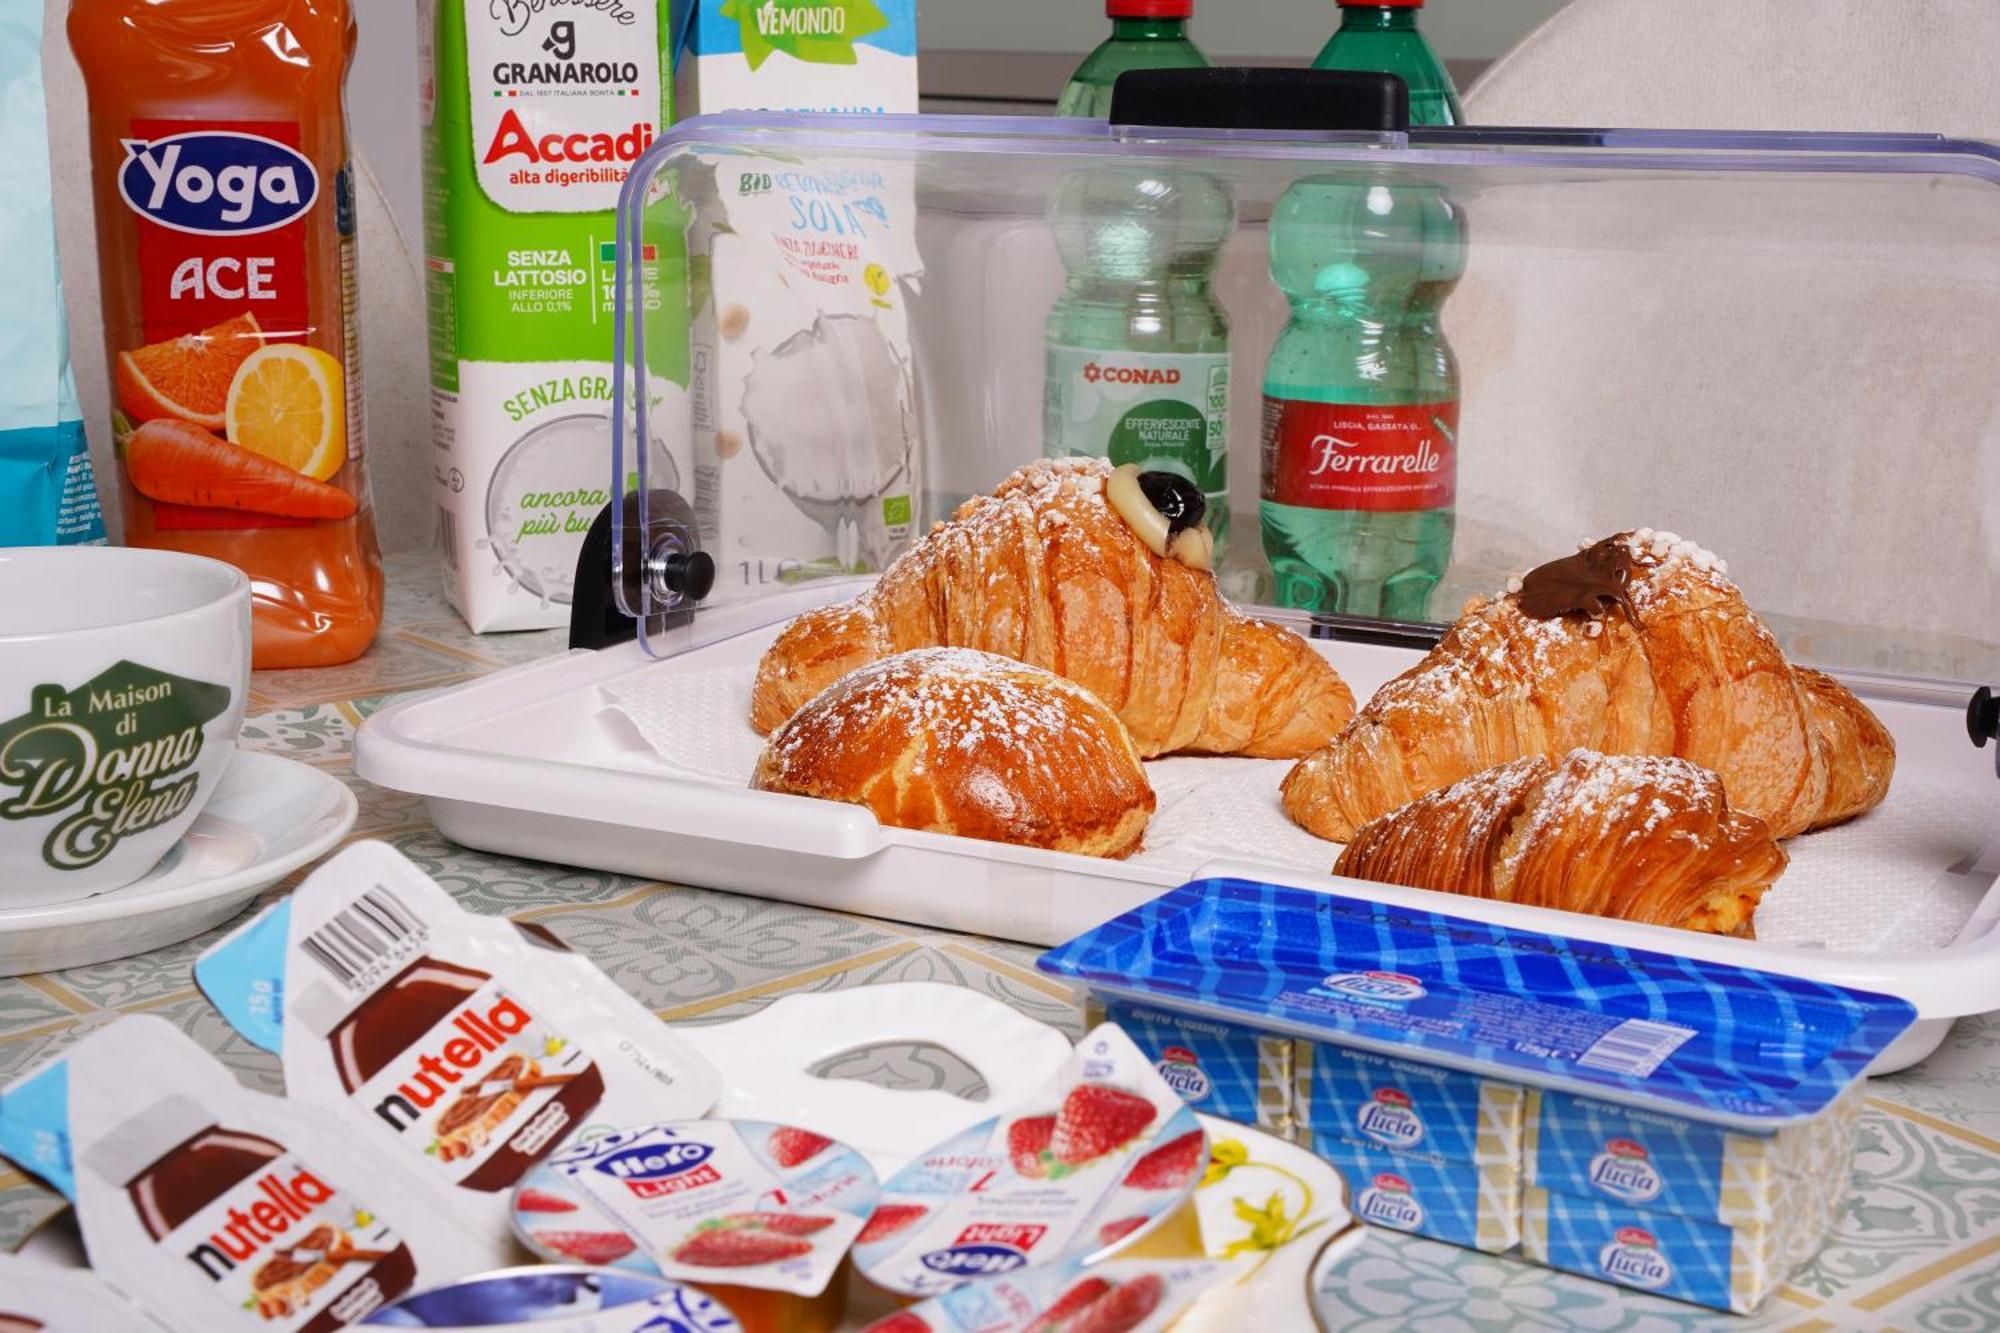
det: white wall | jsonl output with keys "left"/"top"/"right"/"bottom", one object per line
{"left": 928, "top": 0, "right": 1569, "bottom": 58}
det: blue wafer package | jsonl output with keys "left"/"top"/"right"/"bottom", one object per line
{"left": 1039, "top": 877, "right": 1917, "bottom": 1314}
{"left": 1306, "top": 1136, "right": 1519, "bottom": 1253}
{"left": 1524, "top": 1083, "right": 1866, "bottom": 1226}
{"left": 1088, "top": 997, "right": 1292, "bottom": 1135}
{"left": 1296, "top": 1041, "right": 1523, "bottom": 1166}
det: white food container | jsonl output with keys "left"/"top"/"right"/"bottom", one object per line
{"left": 359, "top": 91, "right": 2000, "bottom": 1074}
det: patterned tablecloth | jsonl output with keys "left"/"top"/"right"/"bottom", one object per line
{"left": 3, "top": 553, "right": 1999, "bottom": 1332}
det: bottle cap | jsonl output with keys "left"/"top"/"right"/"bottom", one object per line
{"left": 1108, "top": 0, "right": 1194, "bottom": 17}
{"left": 1339, "top": 0, "right": 1425, "bottom": 6}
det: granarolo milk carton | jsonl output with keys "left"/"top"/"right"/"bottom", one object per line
{"left": 678, "top": 0, "right": 924, "bottom": 605}
{"left": 419, "top": 0, "right": 686, "bottom": 631}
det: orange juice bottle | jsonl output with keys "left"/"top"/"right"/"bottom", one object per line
{"left": 68, "top": 0, "right": 383, "bottom": 668}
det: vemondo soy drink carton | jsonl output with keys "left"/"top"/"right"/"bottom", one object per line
{"left": 420, "top": 0, "right": 685, "bottom": 631}
{"left": 68, "top": 0, "right": 384, "bottom": 668}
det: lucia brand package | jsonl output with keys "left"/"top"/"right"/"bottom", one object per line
{"left": 0, "top": 1251, "right": 165, "bottom": 1332}
{"left": 853, "top": 1024, "right": 1205, "bottom": 1300}
{"left": 1039, "top": 878, "right": 1918, "bottom": 1313}
{"left": 0, "top": 1016, "right": 484, "bottom": 1331}
{"left": 364, "top": 1267, "right": 743, "bottom": 1331}
{"left": 0, "top": 3, "right": 102, "bottom": 548}
{"left": 1087, "top": 997, "right": 1292, "bottom": 1137}
{"left": 861, "top": 1256, "right": 1225, "bottom": 1333}
{"left": 195, "top": 840, "right": 722, "bottom": 1266}
{"left": 674, "top": 0, "right": 924, "bottom": 605}
{"left": 420, "top": 0, "right": 682, "bottom": 631}
{"left": 513, "top": 1119, "right": 877, "bottom": 1331}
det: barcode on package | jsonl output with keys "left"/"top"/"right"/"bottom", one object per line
{"left": 302, "top": 884, "right": 426, "bottom": 989}
{"left": 438, "top": 505, "right": 460, "bottom": 572}
{"left": 1576, "top": 1019, "right": 1695, "bottom": 1078}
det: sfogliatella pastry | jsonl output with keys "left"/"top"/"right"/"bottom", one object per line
{"left": 752, "top": 648, "right": 1156, "bottom": 858}
{"left": 1283, "top": 531, "right": 1894, "bottom": 842}
{"left": 1334, "top": 749, "right": 1788, "bottom": 934}
{"left": 751, "top": 458, "right": 1355, "bottom": 759}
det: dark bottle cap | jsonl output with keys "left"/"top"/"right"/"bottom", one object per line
{"left": 1109, "top": 66, "right": 1410, "bottom": 133}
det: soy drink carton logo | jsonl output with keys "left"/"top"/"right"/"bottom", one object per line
{"left": 1357, "top": 1173, "right": 1425, "bottom": 1231}
{"left": 1317, "top": 971, "right": 1428, "bottom": 1004}
{"left": 1154, "top": 1046, "right": 1211, "bottom": 1103}
{"left": 591, "top": 1140, "right": 719, "bottom": 1199}
{"left": 1588, "top": 1138, "right": 1664, "bottom": 1204}
{"left": 1599, "top": 1226, "right": 1674, "bottom": 1290}
{"left": 118, "top": 132, "right": 318, "bottom": 236}
{"left": 1356, "top": 1087, "right": 1427, "bottom": 1150}
{"left": 921, "top": 1223, "right": 1046, "bottom": 1279}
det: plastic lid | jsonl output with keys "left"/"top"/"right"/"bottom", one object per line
{"left": 1340, "top": 0, "right": 1425, "bottom": 6}
{"left": 1108, "top": 0, "right": 1193, "bottom": 17}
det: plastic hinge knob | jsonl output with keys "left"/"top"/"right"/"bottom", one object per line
{"left": 1971, "top": 687, "right": 2000, "bottom": 777}
{"left": 568, "top": 489, "right": 709, "bottom": 652}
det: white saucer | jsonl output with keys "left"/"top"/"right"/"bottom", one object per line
{"left": 0, "top": 751, "right": 356, "bottom": 976}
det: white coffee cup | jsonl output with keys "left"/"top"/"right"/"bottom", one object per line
{"left": 0, "top": 547, "right": 250, "bottom": 907}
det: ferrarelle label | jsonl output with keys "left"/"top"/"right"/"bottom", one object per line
{"left": 0, "top": 661, "right": 230, "bottom": 871}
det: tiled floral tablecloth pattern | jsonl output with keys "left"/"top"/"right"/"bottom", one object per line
{"left": 3, "top": 553, "right": 1998, "bottom": 1331}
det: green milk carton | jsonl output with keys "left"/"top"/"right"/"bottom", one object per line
{"left": 419, "top": 0, "right": 686, "bottom": 631}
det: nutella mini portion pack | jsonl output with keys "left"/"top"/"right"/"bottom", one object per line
{"left": 0, "top": 1016, "right": 483, "bottom": 1332}
{"left": 853, "top": 1024, "right": 1205, "bottom": 1300}
{"left": 512, "top": 1119, "right": 878, "bottom": 1296}
{"left": 195, "top": 841, "right": 721, "bottom": 1264}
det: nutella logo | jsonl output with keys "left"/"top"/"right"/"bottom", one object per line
{"left": 1081, "top": 362, "right": 1182, "bottom": 387}
{"left": 370, "top": 994, "right": 533, "bottom": 1133}
{"left": 592, "top": 1141, "right": 720, "bottom": 1199}
{"left": 183, "top": 1166, "right": 334, "bottom": 1281}
{"left": 1154, "top": 1046, "right": 1211, "bottom": 1103}
{"left": 1356, "top": 1172, "right": 1424, "bottom": 1231}
{"left": 1588, "top": 1138, "right": 1663, "bottom": 1204}
{"left": 1599, "top": 1227, "right": 1673, "bottom": 1289}
{"left": 1356, "top": 1087, "right": 1426, "bottom": 1149}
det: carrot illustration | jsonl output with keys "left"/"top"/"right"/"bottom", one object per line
{"left": 125, "top": 418, "right": 356, "bottom": 520}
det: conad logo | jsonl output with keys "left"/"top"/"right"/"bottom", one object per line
{"left": 118, "top": 132, "right": 317, "bottom": 236}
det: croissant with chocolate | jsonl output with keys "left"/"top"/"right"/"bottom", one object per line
{"left": 751, "top": 458, "right": 1356, "bottom": 758}
{"left": 1334, "top": 750, "right": 1789, "bottom": 935}
{"left": 1282, "top": 531, "right": 1894, "bottom": 841}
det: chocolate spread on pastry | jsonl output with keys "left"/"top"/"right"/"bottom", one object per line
{"left": 1516, "top": 537, "right": 1639, "bottom": 624}
{"left": 1137, "top": 471, "right": 1205, "bottom": 539}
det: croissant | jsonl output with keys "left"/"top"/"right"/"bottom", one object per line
{"left": 753, "top": 648, "right": 1156, "bottom": 858}
{"left": 1333, "top": 750, "right": 1789, "bottom": 934}
{"left": 751, "top": 458, "right": 1356, "bottom": 758}
{"left": 1282, "top": 531, "right": 1894, "bottom": 841}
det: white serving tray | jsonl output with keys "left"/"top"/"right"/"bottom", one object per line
{"left": 354, "top": 586, "right": 2000, "bottom": 1073}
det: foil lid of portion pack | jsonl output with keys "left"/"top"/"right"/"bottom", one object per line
{"left": 1039, "top": 879, "right": 1918, "bottom": 1131}
{"left": 195, "top": 841, "right": 722, "bottom": 1266}
{"left": 853, "top": 1024, "right": 1205, "bottom": 1299}
{"left": 0, "top": 1016, "right": 485, "bottom": 1332}
{"left": 859, "top": 1256, "right": 1224, "bottom": 1333}
{"left": 510, "top": 1119, "right": 878, "bottom": 1298}
{"left": 362, "top": 1265, "right": 742, "bottom": 1331}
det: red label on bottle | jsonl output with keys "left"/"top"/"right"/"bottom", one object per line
{"left": 125, "top": 119, "right": 312, "bottom": 344}
{"left": 1261, "top": 398, "right": 1458, "bottom": 513}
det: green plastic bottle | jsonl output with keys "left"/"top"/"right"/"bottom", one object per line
{"left": 1057, "top": 0, "right": 1210, "bottom": 120}
{"left": 1313, "top": 0, "right": 1463, "bottom": 127}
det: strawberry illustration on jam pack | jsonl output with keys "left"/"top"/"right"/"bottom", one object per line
{"left": 856, "top": 1257, "right": 1223, "bottom": 1333}
{"left": 194, "top": 842, "right": 721, "bottom": 1267}
{"left": 854, "top": 1025, "right": 1206, "bottom": 1301}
